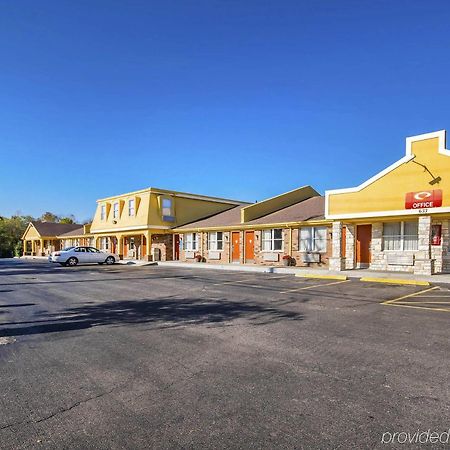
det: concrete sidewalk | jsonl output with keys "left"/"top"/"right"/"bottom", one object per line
{"left": 157, "top": 260, "right": 450, "bottom": 284}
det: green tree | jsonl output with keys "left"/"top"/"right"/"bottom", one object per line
{"left": 59, "top": 215, "right": 76, "bottom": 224}
{"left": 41, "top": 212, "right": 59, "bottom": 222}
{"left": 0, "top": 216, "right": 32, "bottom": 258}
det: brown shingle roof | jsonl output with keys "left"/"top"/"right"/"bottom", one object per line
{"left": 31, "top": 221, "right": 82, "bottom": 237}
{"left": 247, "top": 196, "right": 325, "bottom": 224}
{"left": 175, "top": 196, "right": 326, "bottom": 230}
{"left": 57, "top": 226, "right": 88, "bottom": 237}
{"left": 175, "top": 205, "right": 247, "bottom": 229}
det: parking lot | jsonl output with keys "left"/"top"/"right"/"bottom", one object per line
{"left": 0, "top": 259, "right": 449, "bottom": 449}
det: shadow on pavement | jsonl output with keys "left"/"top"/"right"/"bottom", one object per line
{"left": 0, "top": 296, "right": 304, "bottom": 337}
{"left": 0, "top": 303, "right": 35, "bottom": 308}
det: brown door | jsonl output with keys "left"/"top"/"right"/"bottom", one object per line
{"left": 142, "top": 236, "right": 146, "bottom": 259}
{"left": 356, "top": 225, "right": 372, "bottom": 265}
{"left": 245, "top": 231, "right": 255, "bottom": 263}
{"left": 341, "top": 226, "right": 346, "bottom": 258}
{"left": 231, "top": 232, "right": 240, "bottom": 262}
{"left": 174, "top": 234, "right": 180, "bottom": 260}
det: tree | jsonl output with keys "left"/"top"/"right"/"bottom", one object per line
{"left": 0, "top": 215, "right": 32, "bottom": 258}
{"left": 59, "top": 215, "right": 76, "bottom": 224}
{"left": 41, "top": 212, "right": 59, "bottom": 222}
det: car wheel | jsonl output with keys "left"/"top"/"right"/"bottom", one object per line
{"left": 66, "top": 257, "right": 78, "bottom": 267}
{"left": 105, "top": 256, "right": 115, "bottom": 265}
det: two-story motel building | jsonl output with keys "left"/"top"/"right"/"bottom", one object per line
{"left": 23, "top": 130, "right": 450, "bottom": 276}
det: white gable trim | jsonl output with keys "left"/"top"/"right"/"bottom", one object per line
{"left": 21, "top": 222, "right": 37, "bottom": 240}
{"left": 325, "top": 130, "right": 448, "bottom": 218}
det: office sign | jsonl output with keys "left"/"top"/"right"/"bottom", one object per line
{"left": 405, "top": 189, "right": 442, "bottom": 209}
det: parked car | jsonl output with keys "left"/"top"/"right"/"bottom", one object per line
{"left": 49, "top": 246, "right": 117, "bottom": 266}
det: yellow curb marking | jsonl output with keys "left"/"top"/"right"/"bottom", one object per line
{"left": 398, "top": 301, "right": 450, "bottom": 304}
{"left": 295, "top": 274, "right": 348, "bottom": 281}
{"left": 212, "top": 277, "right": 259, "bottom": 286}
{"left": 360, "top": 277, "right": 430, "bottom": 286}
{"left": 281, "top": 279, "right": 349, "bottom": 294}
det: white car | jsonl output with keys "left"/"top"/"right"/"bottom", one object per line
{"left": 49, "top": 246, "right": 117, "bottom": 267}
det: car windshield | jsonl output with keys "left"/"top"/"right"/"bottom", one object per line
{"left": 62, "top": 246, "right": 75, "bottom": 251}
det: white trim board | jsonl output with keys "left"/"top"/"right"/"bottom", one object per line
{"left": 327, "top": 206, "right": 450, "bottom": 220}
{"left": 325, "top": 130, "right": 448, "bottom": 219}
{"left": 91, "top": 225, "right": 172, "bottom": 233}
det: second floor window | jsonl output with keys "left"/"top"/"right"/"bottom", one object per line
{"left": 101, "top": 205, "right": 106, "bottom": 220}
{"left": 184, "top": 233, "right": 198, "bottom": 251}
{"left": 262, "top": 229, "right": 283, "bottom": 251}
{"left": 208, "top": 232, "right": 223, "bottom": 250}
{"left": 128, "top": 199, "right": 135, "bottom": 216}
{"left": 162, "top": 198, "right": 172, "bottom": 216}
{"left": 113, "top": 203, "right": 119, "bottom": 219}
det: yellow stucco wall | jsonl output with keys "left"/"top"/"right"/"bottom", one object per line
{"left": 22, "top": 224, "right": 41, "bottom": 240}
{"left": 148, "top": 194, "right": 238, "bottom": 227}
{"left": 241, "top": 186, "right": 319, "bottom": 222}
{"left": 91, "top": 190, "right": 151, "bottom": 232}
{"left": 327, "top": 134, "right": 450, "bottom": 218}
{"left": 90, "top": 188, "right": 241, "bottom": 233}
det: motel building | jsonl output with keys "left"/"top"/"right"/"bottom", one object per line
{"left": 21, "top": 130, "right": 450, "bottom": 276}
{"left": 326, "top": 130, "right": 450, "bottom": 276}
{"left": 88, "top": 187, "right": 243, "bottom": 261}
{"left": 174, "top": 186, "right": 333, "bottom": 267}
{"left": 22, "top": 222, "right": 85, "bottom": 256}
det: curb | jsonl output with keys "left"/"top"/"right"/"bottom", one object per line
{"left": 360, "top": 277, "right": 430, "bottom": 286}
{"left": 156, "top": 262, "right": 275, "bottom": 273}
{"left": 295, "top": 274, "right": 348, "bottom": 281}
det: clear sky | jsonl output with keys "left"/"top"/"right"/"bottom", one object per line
{"left": 1, "top": 0, "right": 450, "bottom": 222}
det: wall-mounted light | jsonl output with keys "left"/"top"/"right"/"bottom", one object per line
{"left": 410, "top": 158, "right": 442, "bottom": 185}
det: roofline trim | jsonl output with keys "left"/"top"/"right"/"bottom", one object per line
{"left": 96, "top": 186, "right": 249, "bottom": 205}
{"left": 173, "top": 219, "right": 331, "bottom": 232}
{"left": 327, "top": 206, "right": 450, "bottom": 220}
{"left": 325, "top": 130, "right": 447, "bottom": 218}
{"left": 21, "top": 222, "right": 36, "bottom": 240}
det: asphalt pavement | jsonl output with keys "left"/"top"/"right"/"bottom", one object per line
{"left": 0, "top": 259, "right": 448, "bottom": 449}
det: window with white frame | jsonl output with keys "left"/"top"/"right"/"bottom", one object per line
{"left": 208, "top": 232, "right": 223, "bottom": 250}
{"left": 101, "top": 237, "right": 109, "bottom": 250}
{"left": 184, "top": 233, "right": 198, "bottom": 251}
{"left": 128, "top": 199, "right": 135, "bottom": 216}
{"left": 262, "top": 229, "right": 283, "bottom": 251}
{"left": 113, "top": 202, "right": 119, "bottom": 219}
{"left": 383, "top": 221, "right": 418, "bottom": 251}
{"left": 162, "top": 198, "right": 172, "bottom": 216}
{"left": 299, "top": 226, "right": 327, "bottom": 253}
{"left": 101, "top": 205, "right": 106, "bottom": 220}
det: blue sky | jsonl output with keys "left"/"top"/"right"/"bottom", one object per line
{"left": 1, "top": 0, "right": 450, "bottom": 222}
